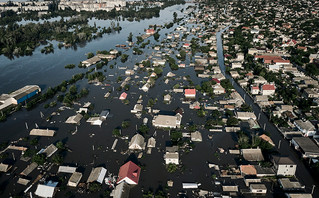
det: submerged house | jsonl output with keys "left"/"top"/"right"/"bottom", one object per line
{"left": 117, "top": 161, "right": 141, "bottom": 185}
{"left": 128, "top": 134, "right": 145, "bottom": 150}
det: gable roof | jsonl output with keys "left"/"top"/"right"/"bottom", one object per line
{"left": 262, "top": 84, "right": 275, "bottom": 90}
{"left": 184, "top": 89, "right": 196, "bottom": 95}
{"left": 117, "top": 161, "right": 141, "bottom": 185}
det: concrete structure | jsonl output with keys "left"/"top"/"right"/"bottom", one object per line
{"left": 152, "top": 114, "right": 182, "bottom": 128}
{"left": 278, "top": 178, "right": 305, "bottom": 191}
{"left": 128, "top": 134, "right": 145, "bottom": 150}
{"left": 272, "top": 156, "right": 297, "bottom": 176}
{"left": 117, "top": 161, "right": 141, "bottom": 185}
{"left": 82, "top": 56, "right": 101, "bottom": 67}
{"left": 294, "top": 120, "right": 316, "bottom": 137}
{"left": 41, "top": 144, "right": 58, "bottom": 157}
{"left": 20, "top": 162, "right": 38, "bottom": 176}
{"left": 58, "top": 166, "right": 77, "bottom": 174}
{"left": 87, "top": 167, "right": 107, "bottom": 184}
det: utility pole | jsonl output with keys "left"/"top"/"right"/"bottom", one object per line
{"left": 278, "top": 140, "right": 281, "bottom": 149}
{"left": 312, "top": 185, "right": 315, "bottom": 195}
{"left": 263, "top": 123, "right": 266, "bottom": 130}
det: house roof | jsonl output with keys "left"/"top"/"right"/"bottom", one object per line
{"left": 129, "top": 134, "right": 145, "bottom": 150}
{"left": 119, "top": 92, "right": 127, "bottom": 100}
{"left": 262, "top": 84, "right": 275, "bottom": 90}
{"left": 241, "top": 148, "right": 264, "bottom": 161}
{"left": 35, "top": 184, "right": 56, "bottom": 198}
{"left": 259, "top": 134, "right": 274, "bottom": 146}
{"left": 117, "top": 161, "right": 141, "bottom": 185}
{"left": 185, "top": 89, "right": 196, "bottom": 95}
{"left": 272, "top": 155, "right": 295, "bottom": 165}
{"left": 87, "top": 167, "right": 107, "bottom": 183}
{"left": 112, "top": 182, "right": 130, "bottom": 198}
{"left": 240, "top": 165, "right": 257, "bottom": 176}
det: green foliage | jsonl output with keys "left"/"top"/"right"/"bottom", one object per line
{"left": 240, "top": 103, "right": 253, "bottom": 112}
{"left": 197, "top": 109, "right": 206, "bottom": 117}
{"left": 167, "top": 163, "right": 178, "bottom": 173}
{"left": 170, "top": 131, "right": 182, "bottom": 144}
{"left": 121, "top": 54, "right": 129, "bottom": 63}
{"left": 128, "top": 32, "right": 133, "bottom": 42}
{"left": 121, "top": 121, "right": 130, "bottom": 129}
{"left": 88, "top": 182, "right": 102, "bottom": 192}
{"left": 52, "top": 154, "right": 64, "bottom": 165}
{"left": 138, "top": 125, "right": 149, "bottom": 135}
{"left": 30, "top": 138, "right": 39, "bottom": 146}
{"left": 64, "top": 64, "right": 75, "bottom": 69}
{"left": 226, "top": 116, "right": 238, "bottom": 126}
{"left": 220, "top": 79, "right": 233, "bottom": 92}
{"left": 147, "top": 98, "right": 157, "bottom": 107}
{"left": 153, "top": 32, "right": 160, "bottom": 41}
{"left": 87, "top": 52, "right": 94, "bottom": 59}
{"left": 56, "top": 141, "right": 65, "bottom": 150}
{"left": 154, "top": 67, "right": 163, "bottom": 75}
{"left": 33, "top": 154, "right": 46, "bottom": 165}
{"left": 112, "top": 129, "right": 121, "bottom": 137}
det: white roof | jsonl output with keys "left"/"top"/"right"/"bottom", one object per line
{"left": 35, "top": 184, "right": 55, "bottom": 198}
{"left": 58, "top": 166, "right": 77, "bottom": 174}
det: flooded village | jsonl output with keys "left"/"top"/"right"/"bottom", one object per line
{"left": 1, "top": 0, "right": 319, "bottom": 198}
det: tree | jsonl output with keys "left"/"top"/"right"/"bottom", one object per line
{"left": 154, "top": 67, "right": 163, "bottom": 75}
{"left": 167, "top": 163, "right": 178, "bottom": 173}
{"left": 128, "top": 32, "right": 133, "bottom": 42}
{"left": 112, "top": 129, "right": 121, "bottom": 137}
{"left": 121, "top": 121, "right": 130, "bottom": 129}
{"left": 173, "top": 12, "right": 177, "bottom": 22}
{"left": 52, "top": 154, "right": 63, "bottom": 164}
{"left": 153, "top": 32, "right": 160, "bottom": 41}
{"left": 139, "top": 125, "right": 149, "bottom": 134}
{"left": 69, "top": 85, "right": 77, "bottom": 95}
{"left": 88, "top": 182, "right": 102, "bottom": 192}
{"left": 87, "top": 52, "right": 94, "bottom": 59}
{"left": 170, "top": 131, "right": 182, "bottom": 144}
{"left": 240, "top": 103, "right": 253, "bottom": 112}
{"left": 56, "top": 141, "right": 65, "bottom": 150}
{"left": 33, "top": 154, "right": 46, "bottom": 165}
{"left": 227, "top": 116, "right": 238, "bottom": 126}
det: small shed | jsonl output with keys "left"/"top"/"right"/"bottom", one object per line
{"left": 191, "top": 131, "right": 202, "bottom": 142}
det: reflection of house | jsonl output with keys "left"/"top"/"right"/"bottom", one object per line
{"left": 117, "top": 161, "right": 141, "bottom": 185}
{"left": 153, "top": 114, "right": 182, "bottom": 128}
{"left": 128, "top": 134, "right": 145, "bottom": 150}
{"left": 271, "top": 156, "right": 296, "bottom": 176}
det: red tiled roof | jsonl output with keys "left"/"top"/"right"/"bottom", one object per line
{"left": 119, "top": 92, "right": 127, "bottom": 100}
{"left": 273, "top": 59, "right": 290, "bottom": 64}
{"left": 262, "top": 84, "right": 275, "bottom": 90}
{"left": 240, "top": 165, "right": 257, "bottom": 176}
{"left": 212, "top": 78, "right": 220, "bottom": 83}
{"left": 185, "top": 89, "right": 196, "bottom": 95}
{"left": 117, "top": 161, "right": 141, "bottom": 184}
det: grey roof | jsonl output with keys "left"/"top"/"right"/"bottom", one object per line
{"left": 58, "top": 166, "right": 77, "bottom": 174}
{"left": 272, "top": 155, "right": 295, "bottom": 165}
{"left": 292, "top": 137, "right": 319, "bottom": 154}
{"left": 65, "top": 114, "right": 83, "bottom": 124}
{"left": 9, "top": 85, "right": 40, "bottom": 101}
{"left": 166, "top": 146, "right": 178, "bottom": 153}
{"left": 191, "top": 131, "right": 202, "bottom": 142}
{"left": 164, "top": 153, "right": 179, "bottom": 159}
{"left": 294, "top": 120, "right": 315, "bottom": 131}
{"left": 279, "top": 178, "right": 304, "bottom": 190}
{"left": 68, "top": 172, "right": 82, "bottom": 187}
{"left": 129, "top": 134, "right": 145, "bottom": 150}
{"left": 254, "top": 165, "right": 275, "bottom": 176}
{"left": 29, "top": 129, "right": 55, "bottom": 137}
{"left": 35, "top": 184, "right": 56, "bottom": 198}
{"left": 20, "top": 162, "right": 38, "bottom": 176}
{"left": 87, "top": 167, "right": 107, "bottom": 183}
{"left": 241, "top": 148, "right": 264, "bottom": 161}
{"left": 43, "top": 144, "right": 58, "bottom": 157}
{"left": 250, "top": 183, "right": 267, "bottom": 190}
{"left": 147, "top": 137, "right": 156, "bottom": 148}
{"left": 112, "top": 182, "right": 130, "bottom": 198}
{"left": 0, "top": 163, "right": 11, "bottom": 172}
{"left": 17, "top": 178, "right": 30, "bottom": 185}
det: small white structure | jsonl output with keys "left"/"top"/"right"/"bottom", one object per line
{"left": 65, "top": 114, "right": 83, "bottom": 125}
{"left": 29, "top": 129, "right": 55, "bottom": 137}
{"left": 182, "top": 183, "right": 201, "bottom": 189}
{"left": 141, "top": 83, "right": 151, "bottom": 92}
{"left": 58, "top": 166, "right": 77, "bottom": 174}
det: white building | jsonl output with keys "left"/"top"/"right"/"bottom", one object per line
{"left": 272, "top": 156, "right": 297, "bottom": 176}
{"left": 152, "top": 114, "right": 182, "bottom": 128}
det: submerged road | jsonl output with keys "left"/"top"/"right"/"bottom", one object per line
{"left": 216, "top": 28, "right": 319, "bottom": 196}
